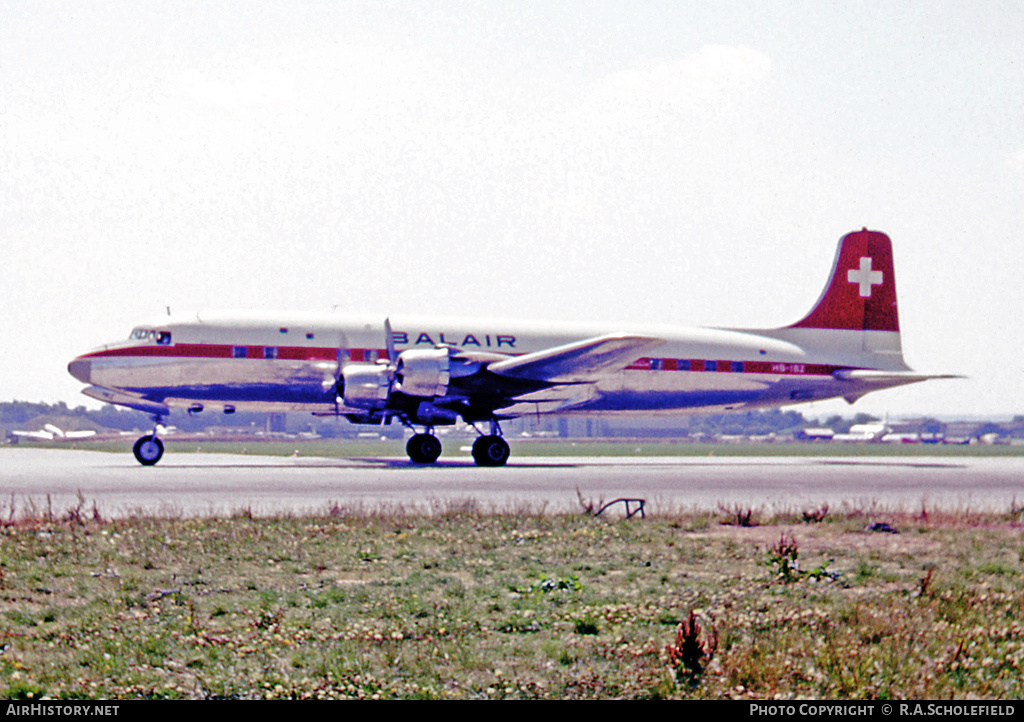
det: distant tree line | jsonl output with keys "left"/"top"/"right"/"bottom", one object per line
{"left": 566, "top": 408, "right": 820, "bottom": 438}
{"left": 0, "top": 400, "right": 149, "bottom": 430}
{"left": 0, "top": 400, "right": 271, "bottom": 433}
{"left": 820, "top": 413, "right": 882, "bottom": 434}
{"left": 684, "top": 409, "right": 811, "bottom": 436}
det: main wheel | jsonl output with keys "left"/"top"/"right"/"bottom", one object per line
{"left": 406, "top": 433, "right": 442, "bottom": 464}
{"left": 132, "top": 435, "right": 164, "bottom": 466}
{"left": 471, "top": 435, "right": 510, "bottom": 467}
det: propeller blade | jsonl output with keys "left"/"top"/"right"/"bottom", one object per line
{"left": 382, "top": 318, "right": 398, "bottom": 427}
{"left": 384, "top": 317, "right": 396, "bottom": 364}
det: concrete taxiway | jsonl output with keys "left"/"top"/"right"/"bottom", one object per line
{"left": 2, "top": 448, "right": 1023, "bottom": 519}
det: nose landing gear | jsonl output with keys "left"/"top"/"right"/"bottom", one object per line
{"left": 132, "top": 434, "right": 164, "bottom": 466}
{"left": 132, "top": 417, "right": 165, "bottom": 466}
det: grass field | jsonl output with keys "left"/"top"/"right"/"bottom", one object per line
{"left": 2, "top": 499, "right": 1023, "bottom": 699}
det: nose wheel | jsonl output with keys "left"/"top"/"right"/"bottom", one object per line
{"left": 406, "top": 433, "right": 442, "bottom": 464}
{"left": 132, "top": 435, "right": 165, "bottom": 466}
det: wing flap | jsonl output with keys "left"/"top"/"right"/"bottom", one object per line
{"left": 487, "top": 334, "right": 664, "bottom": 383}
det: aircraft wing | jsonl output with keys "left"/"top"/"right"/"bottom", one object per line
{"left": 490, "top": 386, "right": 603, "bottom": 417}
{"left": 82, "top": 385, "right": 171, "bottom": 416}
{"left": 486, "top": 333, "right": 664, "bottom": 383}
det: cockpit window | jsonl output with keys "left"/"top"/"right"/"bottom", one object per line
{"left": 129, "top": 328, "right": 172, "bottom": 345}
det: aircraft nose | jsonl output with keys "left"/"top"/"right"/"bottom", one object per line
{"left": 68, "top": 358, "right": 92, "bottom": 384}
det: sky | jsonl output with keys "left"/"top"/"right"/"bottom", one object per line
{"left": 2, "top": 1, "right": 1023, "bottom": 420}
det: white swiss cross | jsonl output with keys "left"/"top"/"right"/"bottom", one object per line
{"left": 847, "top": 256, "right": 883, "bottom": 298}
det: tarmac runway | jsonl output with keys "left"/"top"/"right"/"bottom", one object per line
{"left": 3, "top": 448, "right": 1023, "bottom": 519}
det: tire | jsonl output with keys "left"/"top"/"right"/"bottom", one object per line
{"left": 133, "top": 435, "right": 164, "bottom": 466}
{"left": 406, "top": 433, "right": 442, "bottom": 464}
{"left": 471, "top": 435, "right": 510, "bottom": 467}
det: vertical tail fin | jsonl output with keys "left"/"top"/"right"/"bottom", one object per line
{"left": 789, "top": 229, "right": 899, "bottom": 332}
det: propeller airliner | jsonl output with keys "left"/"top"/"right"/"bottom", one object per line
{"left": 68, "top": 229, "right": 951, "bottom": 466}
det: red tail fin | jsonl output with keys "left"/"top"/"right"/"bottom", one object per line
{"left": 789, "top": 229, "right": 899, "bottom": 332}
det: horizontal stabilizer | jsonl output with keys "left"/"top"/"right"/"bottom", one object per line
{"left": 831, "top": 369, "right": 962, "bottom": 404}
{"left": 832, "top": 369, "right": 962, "bottom": 383}
{"left": 82, "top": 386, "right": 170, "bottom": 416}
{"left": 487, "top": 334, "right": 664, "bottom": 383}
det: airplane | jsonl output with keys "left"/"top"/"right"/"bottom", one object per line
{"left": 10, "top": 424, "right": 97, "bottom": 442}
{"left": 67, "top": 229, "right": 952, "bottom": 467}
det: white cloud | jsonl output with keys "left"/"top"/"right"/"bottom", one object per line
{"left": 178, "top": 66, "right": 294, "bottom": 109}
{"left": 590, "top": 45, "right": 772, "bottom": 110}
{"left": 1008, "top": 148, "right": 1024, "bottom": 173}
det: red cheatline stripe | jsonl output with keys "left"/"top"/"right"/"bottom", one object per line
{"left": 83, "top": 344, "right": 340, "bottom": 361}
{"left": 347, "top": 349, "right": 390, "bottom": 362}
{"left": 625, "top": 358, "right": 850, "bottom": 375}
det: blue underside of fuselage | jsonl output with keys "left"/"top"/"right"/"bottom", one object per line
{"left": 571, "top": 389, "right": 765, "bottom": 412}
{"left": 136, "top": 384, "right": 335, "bottom": 405}
{"left": 134, "top": 386, "right": 772, "bottom": 414}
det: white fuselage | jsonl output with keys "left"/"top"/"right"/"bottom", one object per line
{"left": 68, "top": 310, "right": 909, "bottom": 419}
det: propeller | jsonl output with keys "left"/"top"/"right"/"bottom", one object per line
{"left": 384, "top": 317, "right": 397, "bottom": 365}
{"left": 380, "top": 317, "right": 398, "bottom": 426}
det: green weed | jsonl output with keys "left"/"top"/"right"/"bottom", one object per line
{"left": 1, "top": 506, "right": 1022, "bottom": 698}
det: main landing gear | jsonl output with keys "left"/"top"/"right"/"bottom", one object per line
{"left": 402, "top": 420, "right": 511, "bottom": 467}
{"left": 406, "top": 433, "right": 442, "bottom": 464}
{"left": 471, "top": 434, "right": 510, "bottom": 467}
{"left": 470, "top": 419, "right": 509, "bottom": 467}
{"left": 132, "top": 418, "right": 165, "bottom": 466}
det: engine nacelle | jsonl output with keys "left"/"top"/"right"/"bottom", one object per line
{"left": 340, "top": 363, "right": 390, "bottom": 409}
{"left": 395, "top": 348, "right": 450, "bottom": 398}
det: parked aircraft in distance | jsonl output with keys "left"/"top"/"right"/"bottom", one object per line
{"left": 10, "top": 424, "right": 97, "bottom": 442}
{"left": 68, "top": 229, "right": 952, "bottom": 467}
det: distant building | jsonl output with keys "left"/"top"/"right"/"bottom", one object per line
{"left": 833, "top": 422, "right": 889, "bottom": 442}
{"left": 796, "top": 428, "right": 834, "bottom": 441}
